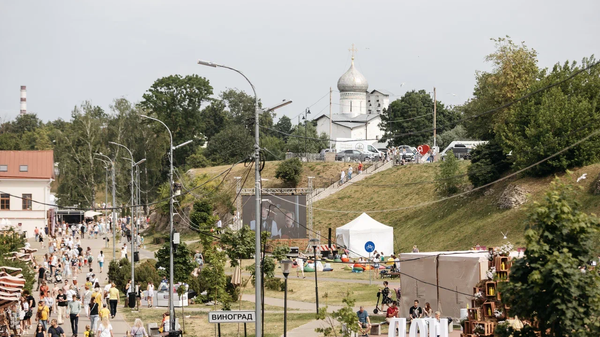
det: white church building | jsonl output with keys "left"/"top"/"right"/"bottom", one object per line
{"left": 315, "top": 54, "right": 389, "bottom": 141}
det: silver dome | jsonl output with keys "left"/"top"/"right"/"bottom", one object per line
{"left": 337, "top": 59, "right": 368, "bottom": 92}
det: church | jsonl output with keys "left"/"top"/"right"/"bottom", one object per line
{"left": 315, "top": 51, "right": 390, "bottom": 141}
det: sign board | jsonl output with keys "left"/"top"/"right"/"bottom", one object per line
{"left": 417, "top": 144, "right": 430, "bottom": 156}
{"left": 208, "top": 311, "right": 256, "bottom": 324}
{"left": 364, "top": 241, "right": 375, "bottom": 253}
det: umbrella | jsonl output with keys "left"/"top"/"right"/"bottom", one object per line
{"left": 231, "top": 265, "right": 242, "bottom": 286}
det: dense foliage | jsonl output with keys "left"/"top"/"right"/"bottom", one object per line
{"left": 500, "top": 179, "right": 600, "bottom": 336}
{"left": 315, "top": 292, "right": 359, "bottom": 337}
{"left": 154, "top": 242, "right": 196, "bottom": 284}
{"left": 380, "top": 90, "right": 460, "bottom": 147}
{"left": 275, "top": 158, "right": 303, "bottom": 187}
{"left": 467, "top": 140, "right": 511, "bottom": 187}
{"left": 435, "top": 150, "right": 463, "bottom": 195}
{"left": 221, "top": 225, "right": 256, "bottom": 267}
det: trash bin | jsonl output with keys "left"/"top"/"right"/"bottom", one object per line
{"left": 128, "top": 292, "right": 136, "bottom": 308}
{"left": 134, "top": 251, "right": 139, "bottom": 262}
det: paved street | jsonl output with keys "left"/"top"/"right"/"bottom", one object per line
{"left": 26, "top": 235, "right": 134, "bottom": 337}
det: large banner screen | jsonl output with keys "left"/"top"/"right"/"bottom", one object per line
{"left": 241, "top": 195, "right": 307, "bottom": 239}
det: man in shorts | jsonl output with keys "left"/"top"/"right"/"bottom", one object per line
{"left": 356, "top": 306, "right": 371, "bottom": 336}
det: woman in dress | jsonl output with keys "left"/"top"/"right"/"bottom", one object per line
{"left": 97, "top": 315, "right": 114, "bottom": 337}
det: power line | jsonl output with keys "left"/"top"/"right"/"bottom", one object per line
{"left": 261, "top": 127, "right": 600, "bottom": 213}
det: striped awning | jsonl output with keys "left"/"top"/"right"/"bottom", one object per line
{"left": 0, "top": 267, "right": 25, "bottom": 310}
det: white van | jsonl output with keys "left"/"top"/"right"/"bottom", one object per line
{"left": 334, "top": 139, "right": 382, "bottom": 159}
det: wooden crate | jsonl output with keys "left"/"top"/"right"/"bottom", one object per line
{"left": 482, "top": 302, "right": 496, "bottom": 318}
{"left": 471, "top": 321, "right": 497, "bottom": 336}
{"left": 485, "top": 281, "right": 497, "bottom": 297}
{"left": 496, "top": 270, "right": 509, "bottom": 282}
{"left": 468, "top": 308, "right": 481, "bottom": 321}
{"left": 495, "top": 256, "right": 510, "bottom": 271}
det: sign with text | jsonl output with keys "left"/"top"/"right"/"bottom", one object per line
{"left": 208, "top": 311, "right": 256, "bottom": 324}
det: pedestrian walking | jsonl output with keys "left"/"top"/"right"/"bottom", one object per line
{"left": 339, "top": 169, "right": 346, "bottom": 186}
{"left": 146, "top": 282, "right": 155, "bottom": 308}
{"left": 347, "top": 165, "right": 353, "bottom": 180}
{"left": 97, "top": 316, "right": 114, "bottom": 337}
{"left": 97, "top": 251, "right": 105, "bottom": 273}
{"left": 68, "top": 295, "right": 82, "bottom": 336}
{"left": 108, "top": 282, "right": 119, "bottom": 318}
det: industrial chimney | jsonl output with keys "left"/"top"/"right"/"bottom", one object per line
{"left": 20, "top": 86, "right": 27, "bottom": 115}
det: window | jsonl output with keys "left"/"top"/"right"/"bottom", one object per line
{"left": 22, "top": 194, "right": 32, "bottom": 210}
{"left": 0, "top": 165, "right": 6, "bottom": 172}
{"left": 350, "top": 101, "right": 353, "bottom": 112}
{"left": 0, "top": 194, "right": 9, "bottom": 210}
{"left": 19, "top": 165, "right": 28, "bottom": 172}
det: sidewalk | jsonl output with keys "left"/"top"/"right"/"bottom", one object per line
{"left": 26, "top": 235, "right": 133, "bottom": 337}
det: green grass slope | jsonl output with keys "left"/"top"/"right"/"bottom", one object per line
{"left": 314, "top": 162, "right": 600, "bottom": 253}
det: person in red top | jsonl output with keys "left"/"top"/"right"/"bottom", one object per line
{"left": 357, "top": 162, "right": 363, "bottom": 175}
{"left": 385, "top": 301, "right": 399, "bottom": 324}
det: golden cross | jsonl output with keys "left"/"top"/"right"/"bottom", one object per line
{"left": 349, "top": 43, "right": 358, "bottom": 60}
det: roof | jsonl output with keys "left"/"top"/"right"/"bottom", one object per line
{"left": 369, "top": 90, "right": 390, "bottom": 96}
{"left": 0, "top": 150, "right": 54, "bottom": 179}
{"left": 315, "top": 113, "right": 381, "bottom": 123}
{"left": 337, "top": 213, "right": 392, "bottom": 231}
{"left": 337, "top": 59, "right": 369, "bottom": 92}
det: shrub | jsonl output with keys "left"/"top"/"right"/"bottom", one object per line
{"left": 467, "top": 140, "right": 510, "bottom": 187}
{"left": 271, "top": 244, "right": 289, "bottom": 262}
{"left": 275, "top": 158, "right": 303, "bottom": 187}
{"left": 435, "top": 150, "right": 463, "bottom": 195}
{"left": 107, "top": 258, "right": 131, "bottom": 292}
{"left": 134, "top": 260, "right": 161, "bottom": 289}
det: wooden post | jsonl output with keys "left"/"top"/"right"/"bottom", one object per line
{"left": 433, "top": 87, "right": 437, "bottom": 149}
{"left": 329, "top": 87, "right": 333, "bottom": 150}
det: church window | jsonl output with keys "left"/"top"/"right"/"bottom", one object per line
{"left": 350, "top": 101, "right": 353, "bottom": 112}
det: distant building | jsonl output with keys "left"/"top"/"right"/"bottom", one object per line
{"left": 315, "top": 53, "right": 389, "bottom": 141}
{"left": 0, "top": 150, "right": 54, "bottom": 237}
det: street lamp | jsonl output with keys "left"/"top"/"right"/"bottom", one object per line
{"left": 302, "top": 108, "right": 311, "bottom": 160}
{"left": 95, "top": 153, "right": 117, "bottom": 261}
{"left": 282, "top": 259, "right": 293, "bottom": 337}
{"left": 121, "top": 156, "right": 146, "bottom": 263}
{"left": 197, "top": 58, "right": 264, "bottom": 337}
{"left": 309, "top": 238, "right": 320, "bottom": 313}
{"left": 141, "top": 114, "right": 192, "bottom": 334}
{"left": 109, "top": 141, "right": 144, "bottom": 307}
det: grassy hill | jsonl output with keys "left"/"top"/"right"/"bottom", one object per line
{"left": 313, "top": 162, "right": 600, "bottom": 253}
{"left": 189, "top": 161, "right": 364, "bottom": 189}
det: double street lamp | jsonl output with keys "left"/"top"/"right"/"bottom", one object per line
{"left": 141, "top": 114, "right": 192, "bottom": 334}
{"left": 282, "top": 259, "right": 293, "bottom": 337}
{"left": 309, "top": 238, "right": 320, "bottom": 314}
{"left": 94, "top": 154, "right": 116, "bottom": 258}
{"left": 109, "top": 141, "right": 145, "bottom": 305}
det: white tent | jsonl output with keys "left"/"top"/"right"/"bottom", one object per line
{"left": 336, "top": 213, "right": 394, "bottom": 258}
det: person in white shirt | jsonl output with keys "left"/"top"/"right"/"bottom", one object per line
{"left": 103, "top": 283, "right": 112, "bottom": 307}
{"left": 121, "top": 245, "right": 128, "bottom": 260}
{"left": 339, "top": 170, "right": 346, "bottom": 186}
{"left": 249, "top": 206, "right": 280, "bottom": 238}
{"left": 97, "top": 251, "right": 105, "bottom": 273}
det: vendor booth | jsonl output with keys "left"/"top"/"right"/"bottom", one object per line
{"left": 399, "top": 251, "right": 488, "bottom": 319}
{"left": 336, "top": 213, "right": 394, "bottom": 258}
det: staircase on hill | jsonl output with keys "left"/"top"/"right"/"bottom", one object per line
{"left": 311, "top": 160, "right": 394, "bottom": 202}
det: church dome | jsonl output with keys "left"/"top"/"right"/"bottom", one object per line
{"left": 337, "top": 58, "right": 369, "bottom": 92}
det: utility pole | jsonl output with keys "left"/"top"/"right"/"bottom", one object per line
{"left": 234, "top": 177, "right": 242, "bottom": 230}
{"left": 433, "top": 87, "right": 437, "bottom": 149}
{"left": 329, "top": 87, "right": 332, "bottom": 150}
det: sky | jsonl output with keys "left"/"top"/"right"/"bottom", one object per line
{"left": 0, "top": 0, "right": 599, "bottom": 124}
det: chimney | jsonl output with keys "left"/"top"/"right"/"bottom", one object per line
{"left": 20, "top": 86, "right": 27, "bottom": 115}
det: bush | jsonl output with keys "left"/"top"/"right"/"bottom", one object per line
{"left": 435, "top": 150, "right": 463, "bottom": 195}
{"left": 264, "top": 277, "right": 284, "bottom": 291}
{"left": 271, "top": 244, "right": 289, "bottom": 262}
{"left": 134, "top": 260, "right": 161, "bottom": 289}
{"left": 275, "top": 158, "right": 303, "bottom": 187}
{"left": 467, "top": 140, "right": 510, "bottom": 187}
{"left": 107, "top": 258, "right": 131, "bottom": 292}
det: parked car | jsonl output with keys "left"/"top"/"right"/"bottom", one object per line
{"left": 319, "top": 149, "right": 335, "bottom": 161}
{"left": 335, "top": 149, "right": 373, "bottom": 162}
{"left": 397, "top": 145, "right": 416, "bottom": 162}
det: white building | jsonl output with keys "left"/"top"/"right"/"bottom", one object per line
{"left": 315, "top": 55, "right": 389, "bottom": 141}
{"left": 0, "top": 151, "right": 54, "bottom": 237}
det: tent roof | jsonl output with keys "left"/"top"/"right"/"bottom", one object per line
{"left": 337, "top": 213, "right": 391, "bottom": 231}
{"left": 400, "top": 251, "right": 490, "bottom": 260}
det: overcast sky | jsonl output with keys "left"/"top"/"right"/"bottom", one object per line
{"left": 1, "top": 0, "right": 598, "bottom": 124}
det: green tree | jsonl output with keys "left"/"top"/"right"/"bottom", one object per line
{"left": 220, "top": 89, "right": 272, "bottom": 136}
{"left": 108, "top": 258, "right": 131, "bottom": 292}
{"left": 200, "top": 241, "right": 231, "bottom": 308}
{"left": 155, "top": 242, "right": 196, "bottom": 283}
{"left": 220, "top": 225, "right": 256, "bottom": 267}
{"left": 275, "top": 158, "right": 303, "bottom": 187}
{"left": 315, "top": 292, "right": 359, "bottom": 337}
{"left": 380, "top": 90, "right": 458, "bottom": 146}
{"left": 186, "top": 147, "right": 211, "bottom": 169}
{"left": 274, "top": 115, "right": 293, "bottom": 140}
{"left": 467, "top": 140, "right": 511, "bottom": 187}
{"left": 498, "top": 57, "right": 600, "bottom": 176}
{"left": 205, "top": 124, "right": 254, "bottom": 164}
{"left": 134, "top": 260, "right": 161, "bottom": 289}
{"left": 199, "top": 100, "right": 230, "bottom": 141}
{"left": 285, "top": 123, "right": 328, "bottom": 154}
{"left": 260, "top": 136, "right": 286, "bottom": 161}
{"left": 435, "top": 125, "right": 470, "bottom": 151}
{"left": 463, "top": 37, "right": 539, "bottom": 140}
{"left": 435, "top": 150, "right": 463, "bottom": 195}
{"left": 140, "top": 74, "right": 213, "bottom": 166}
{"left": 500, "top": 179, "right": 600, "bottom": 336}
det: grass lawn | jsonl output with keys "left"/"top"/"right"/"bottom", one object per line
{"left": 121, "top": 307, "right": 315, "bottom": 337}
{"left": 314, "top": 161, "right": 600, "bottom": 253}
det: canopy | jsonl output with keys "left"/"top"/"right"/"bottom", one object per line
{"left": 399, "top": 251, "right": 489, "bottom": 319}
{"left": 336, "top": 213, "right": 394, "bottom": 258}
{"left": 84, "top": 211, "right": 103, "bottom": 218}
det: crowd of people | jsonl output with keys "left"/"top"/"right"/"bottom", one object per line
{"left": 1, "top": 217, "right": 162, "bottom": 337}
{"left": 339, "top": 162, "right": 364, "bottom": 186}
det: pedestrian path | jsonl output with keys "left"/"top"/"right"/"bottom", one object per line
{"left": 26, "top": 236, "right": 133, "bottom": 337}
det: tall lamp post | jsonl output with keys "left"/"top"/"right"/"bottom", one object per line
{"left": 302, "top": 108, "right": 311, "bottom": 160}
{"left": 141, "top": 115, "right": 192, "bottom": 334}
{"left": 309, "top": 238, "right": 320, "bottom": 313}
{"left": 109, "top": 141, "right": 145, "bottom": 304}
{"left": 282, "top": 259, "right": 292, "bottom": 337}
{"left": 197, "top": 59, "right": 292, "bottom": 337}
{"left": 95, "top": 153, "right": 117, "bottom": 261}
{"left": 121, "top": 156, "right": 146, "bottom": 264}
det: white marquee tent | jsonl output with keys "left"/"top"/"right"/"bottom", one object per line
{"left": 336, "top": 213, "right": 394, "bottom": 258}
